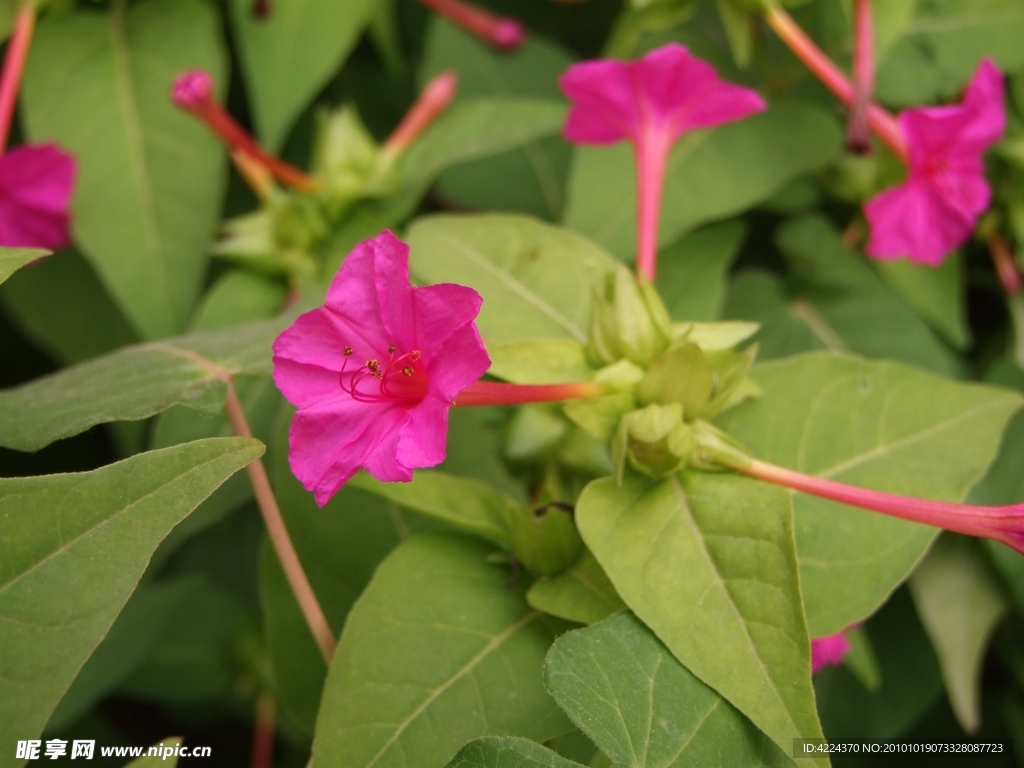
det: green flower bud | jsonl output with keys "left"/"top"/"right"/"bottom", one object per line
{"left": 505, "top": 503, "right": 584, "bottom": 577}
{"left": 636, "top": 343, "right": 714, "bottom": 416}
{"left": 588, "top": 264, "right": 672, "bottom": 367}
{"left": 564, "top": 393, "right": 636, "bottom": 441}
{"left": 613, "top": 403, "right": 696, "bottom": 481}
{"left": 689, "top": 420, "right": 752, "bottom": 470}
{"left": 312, "top": 106, "right": 399, "bottom": 215}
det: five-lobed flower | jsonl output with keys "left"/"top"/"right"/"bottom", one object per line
{"left": 272, "top": 230, "right": 491, "bottom": 506}
{"left": 560, "top": 43, "right": 766, "bottom": 280}
{"left": 864, "top": 59, "right": 1006, "bottom": 266}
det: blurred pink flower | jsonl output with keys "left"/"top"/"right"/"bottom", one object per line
{"left": 272, "top": 231, "right": 490, "bottom": 506}
{"left": 559, "top": 44, "right": 765, "bottom": 279}
{"left": 0, "top": 143, "right": 76, "bottom": 249}
{"left": 865, "top": 59, "right": 1005, "bottom": 266}
{"left": 811, "top": 632, "right": 852, "bottom": 673}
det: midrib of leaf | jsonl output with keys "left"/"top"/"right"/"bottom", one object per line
{"left": 660, "top": 697, "right": 722, "bottom": 768}
{"left": 815, "top": 398, "right": 1012, "bottom": 480}
{"left": 108, "top": 0, "right": 168, "bottom": 325}
{"left": 362, "top": 610, "right": 542, "bottom": 768}
{"left": 665, "top": 475, "right": 800, "bottom": 749}
{"left": 430, "top": 231, "right": 587, "bottom": 343}
{"left": 788, "top": 299, "right": 847, "bottom": 352}
{"left": 0, "top": 448, "right": 242, "bottom": 595}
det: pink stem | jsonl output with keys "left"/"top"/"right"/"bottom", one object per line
{"left": 765, "top": 4, "right": 908, "bottom": 165}
{"left": 989, "top": 236, "right": 1022, "bottom": 295}
{"left": 414, "top": 0, "right": 526, "bottom": 51}
{"left": 250, "top": 691, "right": 276, "bottom": 768}
{"left": 455, "top": 379, "right": 604, "bottom": 406}
{"left": 635, "top": 131, "right": 671, "bottom": 282}
{"left": 224, "top": 382, "right": 336, "bottom": 661}
{"left": 846, "top": 0, "right": 874, "bottom": 153}
{"left": 381, "top": 71, "right": 459, "bottom": 157}
{"left": 741, "top": 458, "right": 1024, "bottom": 554}
{"left": 0, "top": 3, "right": 35, "bottom": 153}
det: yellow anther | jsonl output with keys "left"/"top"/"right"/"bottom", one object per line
{"left": 343, "top": 346, "right": 353, "bottom": 356}
{"left": 402, "top": 366, "right": 414, "bottom": 377}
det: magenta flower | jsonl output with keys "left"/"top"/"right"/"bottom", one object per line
{"left": 272, "top": 231, "right": 490, "bottom": 506}
{"left": 865, "top": 59, "right": 1005, "bottom": 266}
{"left": 559, "top": 43, "right": 766, "bottom": 279}
{"left": 0, "top": 144, "right": 76, "bottom": 249}
{"left": 811, "top": 632, "right": 852, "bottom": 674}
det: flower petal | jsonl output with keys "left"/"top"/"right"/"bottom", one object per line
{"left": 0, "top": 144, "right": 76, "bottom": 249}
{"left": 396, "top": 397, "right": 450, "bottom": 470}
{"left": 412, "top": 282, "right": 485, "bottom": 367}
{"left": 427, "top": 323, "right": 492, "bottom": 403}
{"left": 560, "top": 59, "right": 641, "bottom": 144}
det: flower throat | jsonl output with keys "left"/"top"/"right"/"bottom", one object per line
{"left": 340, "top": 344, "right": 428, "bottom": 403}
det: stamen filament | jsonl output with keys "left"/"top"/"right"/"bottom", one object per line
{"left": 455, "top": 379, "right": 605, "bottom": 406}
{"left": 0, "top": 2, "right": 35, "bottom": 153}
{"left": 740, "top": 458, "right": 1024, "bottom": 554}
{"left": 764, "top": 4, "right": 908, "bottom": 164}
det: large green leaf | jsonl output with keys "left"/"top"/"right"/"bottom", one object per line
{"left": 0, "top": 318, "right": 284, "bottom": 452}
{"left": 545, "top": 612, "right": 792, "bottom": 768}
{"left": 311, "top": 533, "right": 572, "bottom": 768}
{"left": 420, "top": 18, "right": 575, "bottom": 220}
{"left": 446, "top": 738, "right": 584, "bottom": 768}
{"left": 576, "top": 473, "right": 823, "bottom": 764}
{"left": 0, "top": 437, "right": 262, "bottom": 763}
{"left": 0, "top": 248, "right": 45, "bottom": 286}
{"left": 872, "top": 256, "right": 970, "bottom": 351}
{"left": 716, "top": 352, "right": 1022, "bottom": 636}
{"left": 228, "top": 0, "right": 377, "bottom": 151}
{"left": 405, "top": 214, "right": 616, "bottom": 345}
{"left": 909, "top": 535, "right": 1009, "bottom": 733}
{"left": 563, "top": 103, "right": 841, "bottom": 260}
{"left": 22, "top": 0, "right": 228, "bottom": 339}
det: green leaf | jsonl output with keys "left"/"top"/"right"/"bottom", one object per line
{"left": 406, "top": 213, "right": 617, "bottom": 345}
{"left": 190, "top": 270, "right": 288, "bottom": 332}
{"left": 814, "top": 587, "right": 943, "bottom": 739}
{"left": 576, "top": 472, "right": 824, "bottom": 764}
{"left": 22, "top": 0, "right": 229, "bottom": 339}
{"left": 403, "top": 99, "right": 568, "bottom": 190}
{"left": 488, "top": 340, "right": 593, "bottom": 385}
{"left": 348, "top": 470, "right": 517, "bottom": 545}
{"left": 420, "top": 18, "right": 575, "bottom": 220}
{"left": 877, "top": 0, "right": 1024, "bottom": 106}
{"left": 872, "top": 255, "right": 970, "bottom": 351}
{"left": 716, "top": 352, "right": 1023, "bottom": 636}
{"left": 0, "top": 318, "right": 285, "bottom": 452}
{"left": 0, "top": 248, "right": 138, "bottom": 366}
{"left": 563, "top": 103, "right": 841, "bottom": 261}
{"left": 545, "top": 612, "right": 792, "bottom": 768}
{"left": 311, "top": 533, "right": 572, "bottom": 768}
{"left": 527, "top": 549, "right": 625, "bottom": 626}
{"left": 655, "top": 220, "right": 746, "bottom": 322}
{"left": 0, "top": 247, "right": 45, "bottom": 286}
{"left": 909, "top": 535, "right": 1009, "bottom": 733}
{"left": 0, "top": 437, "right": 262, "bottom": 759}
{"left": 446, "top": 737, "right": 585, "bottom": 768}
{"left": 228, "top": 0, "right": 377, "bottom": 151}
{"left": 47, "top": 579, "right": 195, "bottom": 732}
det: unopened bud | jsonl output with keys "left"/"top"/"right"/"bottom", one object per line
{"left": 613, "top": 403, "right": 695, "bottom": 482}
{"left": 171, "top": 69, "right": 213, "bottom": 109}
{"left": 381, "top": 71, "right": 459, "bottom": 158}
{"left": 588, "top": 264, "right": 672, "bottom": 367}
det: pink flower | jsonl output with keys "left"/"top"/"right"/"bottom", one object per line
{"left": 272, "top": 231, "right": 490, "bottom": 506}
{"left": 0, "top": 144, "right": 76, "bottom": 249}
{"left": 865, "top": 59, "right": 1005, "bottom": 266}
{"left": 559, "top": 44, "right": 765, "bottom": 279}
{"left": 811, "top": 632, "right": 852, "bottom": 673}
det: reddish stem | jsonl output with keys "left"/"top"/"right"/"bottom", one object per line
{"left": 989, "top": 236, "right": 1022, "bottom": 295}
{"left": 765, "top": 5, "right": 908, "bottom": 164}
{"left": 846, "top": 0, "right": 874, "bottom": 153}
{"left": 250, "top": 692, "right": 276, "bottom": 768}
{"left": 741, "top": 458, "right": 1024, "bottom": 554}
{"left": 0, "top": 3, "right": 35, "bottom": 153}
{"left": 224, "top": 382, "right": 336, "bottom": 661}
{"left": 382, "top": 71, "right": 458, "bottom": 157}
{"left": 635, "top": 130, "right": 671, "bottom": 282}
{"left": 414, "top": 0, "right": 526, "bottom": 51}
{"left": 455, "top": 379, "right": 604, "bottom": 406}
